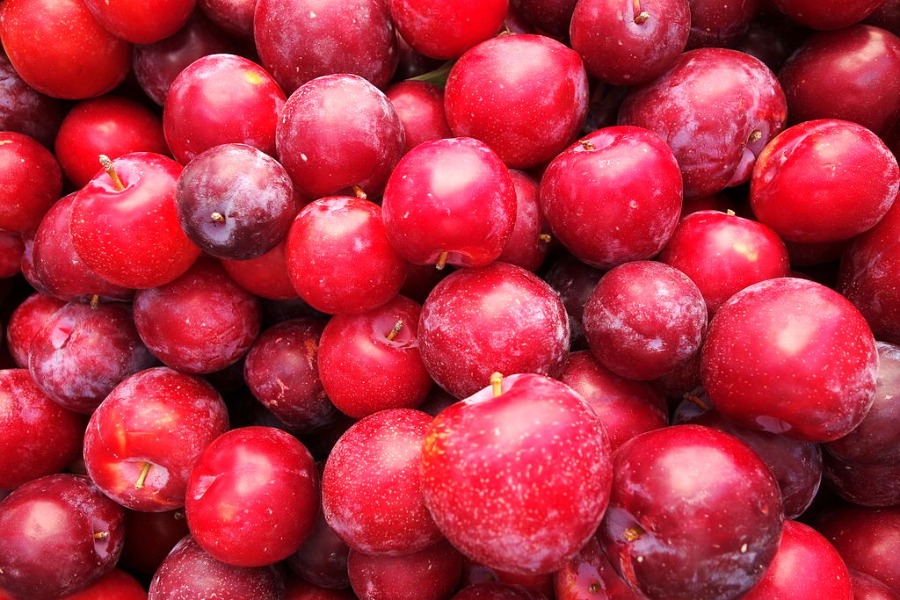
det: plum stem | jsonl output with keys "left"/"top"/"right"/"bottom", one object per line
{"left": 211, "top": 212, "right": 225, "bottom": 224}
{"left": 135, "top": 462, "right": 151, "bottom": 490}
{"left": 93, "top": 531, "right": 109, "bottom": 540}
{"left": 726, "top": 209, "right": 737, "bottom": 217}
{"left": 580, "top": 140, "right": 595, "bottom": 151}
{"left": 490, "top": 372, "right": 503, "bottom": 397}
{"left": 352, "top": 185, "right": 367, "bottom": 199}
{"left": 98, "top": 155, "right": 125, "bottom": 191}
{"left": 89, "top": 295, "right": 100, "bottom": 309}
{"left": 685, "top": 391, "right": 711, "bottom": 411}
{"left": 386, "top": 319, "right": 404, "bottom": 340}
{"left": 436, "top": 251, "right": 449, "bottom": 270}
{"left": 539, "top": 233, "right": 552, "bottom": 244}
{"left": 748, "top": 130, "right": 763, "bottom": 143}
{"left": 633, "top": 0, "right": 650, "bottom": 23}
{"left": 624, "top": 526, "right": 644, "bottom": 542}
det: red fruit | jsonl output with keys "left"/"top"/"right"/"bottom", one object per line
{"left": 163, "top": 53, "right": 286, "bottom": 164}
{"left": 445, "top": 34, "right": 589, "bottom": 169}
{"left": 185, "top": 426, "right": 319, "bottom": 567}
{"left": 133, "top": 259, "right": 261, "bottom": 374}
{"left": 322, "top": 409, "right": 441, "bottom": 555}
{"left": 132, "top": 12, "right": 236, "bottom": 106}
{"left": 657, "top": 209, "right": 791, "bottom": 314}
{"left": 839, "top": 198, "right": 900, "bottom": 344}
{"left": 769, "top": 0, "right": 885, "bottom": 30}
{"left": 0, "top": 131, "right": 62, "bottom": 234}
{"left": 569, "top": 0, "right": 691, "bottom": 85}
{"left": 388, "top": 0, "right": 508, "bottom": 59}
{"left": 418, "top": 262, "right": 570, "bottom": 399}
{"left": 254, "top": 0, "right": 398, "bottom": 93}
{"left": 276, "top": 74, "right": 405, "bottom": 201}
{"left": 81, "top": 0, "right": 195, "bottom": 43}
{"left": 347, "top": 540, "right": 465, "bottom": 600}
{"left": 0, "top": 369, "right": 86, "bottom": 490}
{"left": 147, "top": 535, "right": 285, "bottom": 599}
{"left": 701, "top": 277, "right": 878, "bottom": 442}
{"left": 598, "top": 424, "right": 784, "bottom": 600}
{"left": 421, "top": 373, "right": 612, "bottom": 575}
{"left": 558, "top": 350, "right": 669, "bottom": 453}
{"left": 0, "top": 474, "right": 126, "bottom": 600}
{"left": 582, "top": 260, "right": 707, "bottom": 381}
{"left": 285, "top": 196, "right": 407, "bottom": 315}
{"left": 28, "top": 301, "right": 155, "bottom": 414}
{"left": 740, "top": 520, "right": 853, "bottom": 599}
{"left": 381, "top": 137, "right": 516, "bottom": 270}
{"left": 750, "top": 119, "right": 899, "bottom": 243}
{"left": 619, "top": 47, "right": 787, "bottom": 198}
{"left": 244, "top": 318, "right": 337, "bottom": 434}
{"left": 70, "top": 152, "right": 201, "bottom": 290}
{"left": 82, "top": 367, "right": 229, "bottom": 512}
{"left": 317, "top": 295, "right": 433, "bottom": 418}
{"left": 778, "top": 25, "right": 900, "bottom": 137}
{"left": 0, "top": 0, "right": 131, "bottom": 99}
{"left": 539, "top": 126, "right": 683, "bottom": 269}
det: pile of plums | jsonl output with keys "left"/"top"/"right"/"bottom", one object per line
{"left": 0, "top": 0, "right": 899, "bottom": 598}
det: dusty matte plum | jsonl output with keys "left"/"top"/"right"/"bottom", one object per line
{"left": 418, "top": 263, "right": 569, "bottom": 399}
{"left": 839, "top": 200, "right": 900, "bottom": 345}
{"left": 254, "top": 0, "right": 397, "bottom": 93}
{"left": 28, "top": 301, "right": 156, "bottom": 414}
{"left": 618, "top": 47, "right": 787, "bottom": 198}
{"left": 583, "top": 261, "right": 707, "bottom": 381}
{"left": 244, "top": 318, "right": 337, "bottom": 434}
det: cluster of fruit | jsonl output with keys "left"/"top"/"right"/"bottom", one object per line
{"left": 0, "top": 0, "right": 899, "bottom": 598}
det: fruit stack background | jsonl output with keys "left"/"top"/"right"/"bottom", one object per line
{"left": 0, "top": 0, "right": 899, "bottom": 598}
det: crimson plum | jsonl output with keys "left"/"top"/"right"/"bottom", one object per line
{"left": 421, "top": 373, "right": 612, "bottom": 574}
{"left": 381, "top": 137, "right": 516, "bottom": 270}
{"left": 286, "top": 196, "right": 407, "bottom": 315}
{"left": 750, "top": 119, "right": 899, "bottom": 243}
{"left": 184, "top": 426, "right": 319, "bottom": 567}
{"left": 132, "top": 259, "right": 261, "bottom": 374}
{"left": 82, "top": 367, "right": 229, "bottom": 511}
{"left": 317, "top": 295, "right": 432, "bottom": 418}
{"left": 598, "top": 424, "right": 784, "bottom": 600}
{"left": 445, "top": 34, "right": 589, "bottom": 169}
{"left": 701, "top": 277, "right": 878, "bottom": 442}
{"left": 163, "top": 53, "right": 286, "bottom": 164}
{"left": 322, "top": 409, "right": 441, "bottom": 555}
{"left": 539, "top": 126, "right": 683, "bottom": 269}
{"left": 276, "top": 74, "right": 405, "bottom": 201}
